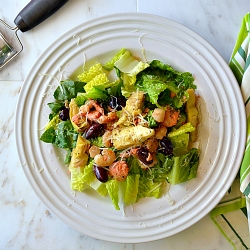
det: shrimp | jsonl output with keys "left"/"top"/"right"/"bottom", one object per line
{"left": 109, "top": 161, "right": 129, "bottom": 181}
{"left": 98, "top": 112, "right": 117, "bottom": 124}
{"left": 94, "top": 149, "right": 116, "bottom": 167}
{"left": 152, "top": 108, "right": 165, "bottom": 123}
{"left": 89, "top": 145, "right": 100, "bottom": 158}
{"left": 71, "top": 112, "right": 87, "bottom": 127}
{"left": 78, "top": 100, "right": 104, "bottom": 121}
{"left": 80, "top": 100, "right": 104, "bottom": 115}
{"left": 162, "top": 105, "right": 180, "bottom": 127}
{"left": 102, "top": 130, "right": 112, "bottom": 148}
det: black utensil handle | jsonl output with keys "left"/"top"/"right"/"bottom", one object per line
{"left": 14, "top": 0, "right": 69, "bottom": 32}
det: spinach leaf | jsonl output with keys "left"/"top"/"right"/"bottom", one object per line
{"left": 54, "top": 120, "right": 78, "bottom": 148}
{"left": 40, "top": 127, "right": 56, "bottom": 143}
{"left": 54, "top": 80, "right": 86, "bottom": 101}
{"left": 48, "top": 101, "right": 65, "bottom": 114}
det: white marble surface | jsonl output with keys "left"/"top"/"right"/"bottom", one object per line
{"left": 0, "top": 0, "right": 248, "bottom": 249}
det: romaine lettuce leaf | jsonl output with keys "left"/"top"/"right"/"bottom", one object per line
{"left": 121, "top": 74, "right": 137, "bottom": 97}
{"left": 114, "top": 51, "right": 149, "bottom": 75}
{"left": 107, "top": 80, "right": 123, "bottom": 97}
{"left": 123, "top": 174, "right": 140, "bottom": 204}
{"left": 75, "top": 86, "right": 110, "bottom": 106}
{"left": 90, "top": 178, "right": 108, "bottom": 196}
{"left": 74, "top": 93, "right": 87, "bottom": 106}
{"left": 78, "top": 62, "right": 121, "bottom": 93}
{"left": 114, "top": 50, "right": 149, "bottom": 96}
{"left": 168, "top": 123, "right": 195, "bottom": 156}
{"left": 170, "top": 133, "right": 189, "bottom": 156}
{"left": 167, "top": 148, "right": 199, "bottom": 185}
{"left": 84, "top": 73, "right": 109, "bottom": 93}
{"left": 70, "top": 168, "right": 89, "bottom": 192}
{"left": 78, "top": 62, "right": 104, "bottom": 82}
{"left": 138, "top": 177, "right": 162, "bottom": 199}
{"left": 139, "top": 77, "right": 173, "bottom": 105}
{"left": 153, "top": 154, "right": 174, "bottom": 181}
{"left": 106, "top": 179, "right": 120, "bottom": 210}
{"left": 127, "top": 156, "right": 141, "bottom": 175}
{"left": 168, "top": 122, "right": 195, "bottom": 137}
{"left": 135, "top": 60, "right": 195, "bottom": 108}
{"left": 103, "top": 48, "right": 127, "bottom": 71}
{"left": 70, "top": 160, "right": 95, "bottom": 191}
{"left": 149, "top": 60, "right": 195, "bottom": 89}
{"left": 64, "top": 149, "right": 72, "bottom": 164}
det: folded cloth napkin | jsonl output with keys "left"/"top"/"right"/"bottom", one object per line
{"left": 211, "top": 12, "right": 250, "bottom": 250}
{"left": 230, "top": 13, "right": 250, "bottom": 200}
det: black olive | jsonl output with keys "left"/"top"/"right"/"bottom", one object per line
{"left": 85, "top": 122, "right": 105, "bottom": 139}
{"left": 158, "top": 137, "right": 173, "bottom": 156}
{"left": 109, "top": 96, "right": 126, "bottom": 110}
{"left": 93, "top": 164, "right": 109, "bottom": 183}
{"left": 59, "top": 108, "right": 69, "bottom": 121}
{"left": 137, "top": 146, "right": 153, "bottom": 165}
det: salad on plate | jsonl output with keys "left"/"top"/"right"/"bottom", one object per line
{"left": 40, "top": 48, "right": 200, "bottom": 210}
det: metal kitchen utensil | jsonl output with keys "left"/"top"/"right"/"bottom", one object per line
{"left": 0, "top": 0, "right": 69, "bottom": 70}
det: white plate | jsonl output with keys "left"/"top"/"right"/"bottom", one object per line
{"left": 15, "top": 13, "right": 246, "bottom": 243}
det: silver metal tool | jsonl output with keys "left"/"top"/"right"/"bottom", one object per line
{"left": 0, "top": 0, "right": 69, "bottom": 70}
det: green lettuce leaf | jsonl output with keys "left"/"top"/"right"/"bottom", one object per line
{"left": 138, "top": 177, "right": 163, "bottom": 199}
{"left": 40, "top": 114, "right": 60, "bottom": 143}
{"left": 168, "top": 122, "right": 195, "bottom": 137}
{"left": 70, "top": 160, "right": 95, "bottom": 191}
{"left": 103, "top": 48, "right": 127, "bottom": 71}
{"left": 114, "top": 51, "right": 149, "bottom": 75}
{"left": 70, "top": 168, "right": 89, "bottom": 192}
{"left": 170, "top": 133, "right": 189, "bottom": 156}
{"left": 123, "top": 174, "right": 140, "bottom": 204}
{"left": 107, "top": 80, "right": 123, "bottom": 97}
{"left": 74, "top": 93, "right": 87, "bottom": 106}
{"left": 106, "top": 179, "right": 120, "bottom": 210}
{"left": 45, "top": 113, "right": 60, "bottom": 130}
{"left": 40, "top": 118, "right": 78, "bottom": 150}
{"left": 88, "top": 136, "right": 104, "bottom": 148}
{"left": 48, "top": 101, "right": 64, "bottom": 115}
{"left": 80, "top": 86, "right": 110, "bottom": 102}
{"left": 83, "top": 73, "right": 109, "bottom": 93}
{"left": 167, "top": 148, "right": 199, "bottom": 185}
{"left": 54, "top": 120, "right": 78, "bottom": 149}
{"left": 135, "top": 60, "right": 195, "bottom": 108}
{"left": 114, "top": 50, "right": 149, "bottom": 96}
{"left": 54, "top": 80, "right": 86, "bottom": 101}
{"left": 78, "top": 62, "right": 104, "bottom": 82}
{"left": 90, "top": 178, "right": 108, "bottom": 196}
{"left": 64, "top": 149, "right": 72, "bottom": 164}
{"left": 78, "top": 62, "right": 121, "bottom": 93}
{"left": 145, "top": 110, "right": 158, "bottom": 128}
{"left": 149, "top": 60, "right": 195, "bottom": 89}
{"left": 39, "top": 127, "right": 56, "bottom": 144}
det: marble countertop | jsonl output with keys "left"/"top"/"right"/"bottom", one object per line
{"left": 0, "top": 0, "right": 248, "bottom": 249}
